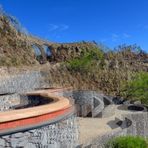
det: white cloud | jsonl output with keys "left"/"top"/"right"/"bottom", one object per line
{"left": 48, "top": 24, "right": 59, "bottom": 31}
{"left": 123, "top": 33, "right": 131, "bottom": 38}
{"left": 60, "top": 24, "right": 69, "bottom": 31}
{"left": 111, "top": 33, "right": 119, "bottom": 42}
{"left": 110, "top": 33, "right": 131, "bottom": 42}
{"left": 48, "top": 24, "right": 69, "bottom": 32}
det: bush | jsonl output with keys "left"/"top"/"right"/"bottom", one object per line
{"left": 123, "top": 72, "right": 148, "bottom": 104}
{"left": 66, "top": 53, "right": 93, "bottom": 72}
{"left": 66, "top": 48, "right": 104, "bottom": 72}
{"left": 105, "top": 136, "right": 148, "bottom": 148}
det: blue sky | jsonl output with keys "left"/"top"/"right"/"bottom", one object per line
{"left": 0, "top": 0, "right": 148, "bottom": 51}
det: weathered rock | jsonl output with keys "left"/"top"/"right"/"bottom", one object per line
{"left": 0, "top": 139, "right": 5, "bottom": 146}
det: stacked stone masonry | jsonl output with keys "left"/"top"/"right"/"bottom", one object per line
{"left": 0, "top": 71, "right": 78, "bottom": 148}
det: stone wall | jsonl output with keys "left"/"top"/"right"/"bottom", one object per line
{"left": 49, "top": 42, "right": 97, "bottom": 62}
{"left": 0, "top": 116, "right": 78, "bottom": 148}
{"left": 124, "top": 112, "right": 148, "bottom": 137}
{"left": 0, "top": 94, "right": 20, "bottom": 111}
{"left": 0, "top": 71, "right": 78, "bottom": 148}
{"left": 63, "top": 90, "right": 112, "bottom": 117}
{"left": 34, "top": 42, "right": 98, "bottom": 63}
{"left": 0, "top": 70, "right": 50, "bottom": 111}
{"left": 0, "top": 71, "right": 43, "bottom": 94}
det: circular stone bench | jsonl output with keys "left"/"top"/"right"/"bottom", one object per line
{"left": 0, "top": 88, "right": 75, "bottom": 136}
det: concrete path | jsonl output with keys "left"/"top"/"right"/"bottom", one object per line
{"left": 78, "top": 116, "right": 121, "bottom": 144}
{"left": 78, "top": 104, "right": 144, "bottom": 145}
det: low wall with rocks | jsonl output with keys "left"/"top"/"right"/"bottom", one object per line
{"left": 0, "top": 93, "right": 53, "bottom": 112}
{"left": 124, "top": 112, "right": 148, "bottom": 137}
{"left": 0, "top": 71, "right": 51, "bottom": 112}
{"left": 0, "top": 72, "right": 78, "bottom": 148}
{"left": 0, "top": 94, "right": 20, "bottom": 111}
{"left": 0, "top": 115, "right": 78, "bottom": 148}
{"left": 0, "top": 71, "right": 50, "bottom": 94}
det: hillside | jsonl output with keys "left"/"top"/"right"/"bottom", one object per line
{"left": 45, "top": 47, "right": 148, "bottom": 94}
{"left": 0, "top": 13, "right": 37, "bottom": 66}
{"left": 0, "top": 9, "right": 148, "bottom": 102}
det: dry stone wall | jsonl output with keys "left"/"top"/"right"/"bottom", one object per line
{"left": 0, "top": 94, "right": 20, "bottom": 111}
{"left": 0, "top": 116, "right": 78, "bottom": 148}
{"left": 0, "top": 71, "right": 50, "bottom": 111}
{"left": 0, "top": 71, "right": 78, "bottom": 148}
{"left": 0, "top": 71, "right": 42, "bottom": 94}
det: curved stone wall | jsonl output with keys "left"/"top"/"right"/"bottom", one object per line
{"left": 63, "top": 90, "right": 113, "bottom": 117}
{"left": 0, "top": 116, "right": 78, "bottom": 148}
{"left": 0, "top": 89, "right": 78, "bottom": 148}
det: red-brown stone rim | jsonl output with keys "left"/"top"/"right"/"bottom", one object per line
{"left": 0, "top": 87, "right": 74, "bottom": 132}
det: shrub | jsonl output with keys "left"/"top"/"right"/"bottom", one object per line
{"left": 123, "top": 72, "right": 148, "bottom": 104}
{"left": 105, "top": 136, "right": 148, "bottom": 148}
{"left": 66, "top": 47, "right": 104, "bottom": 72}
{"left": 66, "top": 53, "right": 93, "bottom": 72}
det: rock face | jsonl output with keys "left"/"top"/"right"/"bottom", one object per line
{"left": 0, "top": 14, "right": 38, "bottom": 66}
{"left": 31, "top": 41, "right": 98, "bottom": 64}
{"left": 48, "top": 42, "right": 98, "bottom": 62}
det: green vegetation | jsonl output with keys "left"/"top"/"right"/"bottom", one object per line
{"left": 66, "top": 47, "right": 104, "bottom": 72}
{"left": 105, "top": 136, "right": 148, "bottom": 148}
{"left": 52, "top": 44, "right": 148, "bottom": 99}
{"left": 122, "top": 72, "right": 148, "bottom": 104}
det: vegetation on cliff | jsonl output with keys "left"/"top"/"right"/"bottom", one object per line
{"left": 66, "top": 47, "right": 104, "bottom": 72}
{"left": 48, "top": 44, "right": 147, "bottom": 101}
